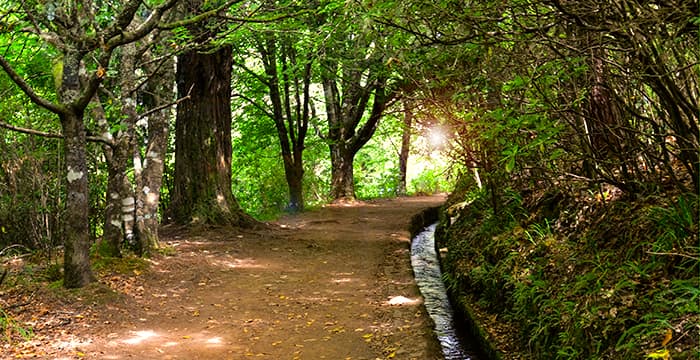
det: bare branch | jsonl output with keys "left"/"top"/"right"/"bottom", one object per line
{"left": 156, "top": 1, "right": 236, "bottom": 30}
{"left": 137, "top": 86, "right": 192, "bottom": 120}
{"left": 0, "top": 55, "right": 66, "bottom": 115}
{"left": 646, "top": 251, "right": 699, "bottom": 261}
{"left": 0, "top": 119, "right": 62, "bottom": 139}
{"left": 232, "top": 93, "right": 274, "bottom": 120}
{"left": 0, "top": 119, "right": 114, "bottom": 146}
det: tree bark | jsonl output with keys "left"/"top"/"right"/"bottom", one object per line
{"left": 59, "top": 50, "right": 95, "bottom": 288}
{"left": 284, "top": 159, "right": 305, "bottom": 211}
{"left": 171, "top": 46, "right": 255, "bottom": 226}
{"left": 329, "top": 144, "right": 356, "bottom": 201}
{"left": 134, "top": 57, "right": 175, "bottom": 255}
{"left": 60, "top": 110, "right": 95, "bottom": 288}
{"left": 102, "top": 138, "right": 131, "bottom": 257}
{"left": 92, "top": 98, "right": 124, "bottom": 258}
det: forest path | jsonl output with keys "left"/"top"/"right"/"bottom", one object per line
{"left": 43, "top": 195, "right": 445, "bottom": 359}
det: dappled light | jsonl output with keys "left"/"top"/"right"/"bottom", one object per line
{"left": 386, "top": 295, "right": 421, "bottom": 306}
{"left": 212, "top": 257, "right": 264, "bottom": 269}
{"left": 116, "top": 328, "right": 229, "bottom": 351}
{"left": 1, "top": 196, "right": 453, "bottom": 358}
{"left": 122, "top": 330, "right": 158, "bottom": 345}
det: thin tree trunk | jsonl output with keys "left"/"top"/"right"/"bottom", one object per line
{"left": 92, "top": 99, "right": 123, "bottom": 257}
{"left": 398, "top": 100, "right": 413, "bottom": 195}
{"left": 102, "top": 140, "right": 130, "bottom": 257}
{"left": 285, "top": 158, "right": 304, "bottom": 211}
{"left": 257, "top": 34, "right": 312, "bottom": 212}
{"left": 134, "top": 57, "right": 175, "bottom": 255}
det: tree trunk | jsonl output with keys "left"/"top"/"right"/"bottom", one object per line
{"left": 329, "top": 145, "right": 356, "bottom": 201}
{"left": 321, "top": 61, "right": 391, "bottom": 202}
{"left": 134, "top": 57, "right": 175, "bottom": 255}
{"left": 60, "top": 110, "right": 94, "bottom": 288}
{"left": 284, "top": 156, "right": 305, "bottom": 211}
{"left": 101, "top": 140, "right": 131, "bottom": 257}
{"left": 397, "top": 100, "right": 413, "bottom": 195}
{"left": 92, "top": 99, "right": 124, "bottom": 258}
{"left": 171, "top": 46, "right": 255, "bottom": 226}
{"left": 256, "top": 34, "right": 312, "bottom": 212}
{"left": 59, "top": 50, "right": 94, "bottom": 288}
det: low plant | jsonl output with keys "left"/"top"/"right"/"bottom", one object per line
{"left": 0, "top": 307, "right": 33, "bottom": 343}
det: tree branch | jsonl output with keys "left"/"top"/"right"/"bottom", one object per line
{"left": 157, "top": 0, "right": 244, "bottom": 31}
{"left": 137, "top": 86, "right": 192, "bottom": 120}
{"left": 0, "top": 55, "right": 66, "bottom": 115}
{"left": 0, "top": 119, "right": 114, "bottom": 146}
{"left": 232, "top": 93, "right": 274, "bottom": 120}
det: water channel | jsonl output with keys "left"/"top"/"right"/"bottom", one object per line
{"left": 411, "top": 223, "right": 476, "bottom": 360}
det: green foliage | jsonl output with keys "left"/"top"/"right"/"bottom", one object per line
{"left": 408, "top": 168, "right": 450, "bottom": 195}
{"left": 354, "top": 118, "right": 402, "bottom": 199}
{"left": 439, "top": 187, "right": 700, "bottom": 359}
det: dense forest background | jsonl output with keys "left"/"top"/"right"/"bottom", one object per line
{"left": 0, "top": 0, "right": 697, "bottom": 358}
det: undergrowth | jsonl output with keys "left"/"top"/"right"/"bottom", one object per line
{"left": 438, "top": 188, "right": 699, "bottom": 359}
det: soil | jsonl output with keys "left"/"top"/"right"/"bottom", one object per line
{"left": 1, "top": 195, "right": 446, "bottom": 359}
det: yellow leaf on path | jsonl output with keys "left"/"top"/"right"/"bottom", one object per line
{"left": 76, "top": 351, "right": 85, "bottom": 357}
{"left": 182, "top": 335, "right": 191, "bottom": 339}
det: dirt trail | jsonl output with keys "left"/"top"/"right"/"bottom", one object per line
{"left": 4, "top": 195, "right": 446, "bottom": 359}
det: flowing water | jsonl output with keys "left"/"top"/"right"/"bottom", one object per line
{"left": 411, "top": 223, "right": 475, "bottom": 360}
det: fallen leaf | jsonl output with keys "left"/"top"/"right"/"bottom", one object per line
{"left": 661, "top": 329, "right": 672, "bottom": 347}
{"left": 646, "top": 349, "right": 670, "bottom": 359}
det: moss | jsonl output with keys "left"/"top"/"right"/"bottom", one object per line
{"left": 92, "top": 255, "right": 149, "bottom": 276}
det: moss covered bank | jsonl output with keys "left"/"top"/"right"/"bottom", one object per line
{"left": 435, "top": 186, "right": 699, "bottom": 359}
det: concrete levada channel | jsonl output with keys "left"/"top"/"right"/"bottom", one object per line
{"left": 411, "top": 224, "right": 476, "bottom": 360}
